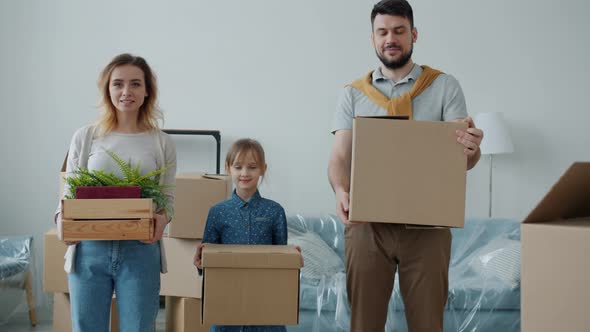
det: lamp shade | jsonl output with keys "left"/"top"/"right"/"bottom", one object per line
{"left": 473, "top": 112, "right": 514, "bottom": 155}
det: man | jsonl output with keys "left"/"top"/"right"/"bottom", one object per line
{"left": 328, "top": 1, "right": 483, "bottom": 331}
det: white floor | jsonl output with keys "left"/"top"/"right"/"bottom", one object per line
{"left": 0, "top": 307, "right": 167, "bottom": 332}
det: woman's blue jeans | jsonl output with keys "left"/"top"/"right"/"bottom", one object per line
{"left": 67, "top": 240, "right": 160, "bottom": 332}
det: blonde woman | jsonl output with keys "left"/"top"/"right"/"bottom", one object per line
{"left": 55, "top": 53, "right": 176, "bottom": 331}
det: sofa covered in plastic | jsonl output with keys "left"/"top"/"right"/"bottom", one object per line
{"left": 285, "top": 215, "right": 521, "bottom": 332}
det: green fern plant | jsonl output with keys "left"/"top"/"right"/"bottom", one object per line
{"left": 65, "top": 150, "right": 173, "bottom": 215}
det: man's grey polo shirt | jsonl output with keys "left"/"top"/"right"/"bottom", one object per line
{"left": 331, "top": 64, "right": 468, "bottom": 133}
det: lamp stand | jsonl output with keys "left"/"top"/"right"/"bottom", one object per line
{"left": 488, "top": 154, "right": 494, "bottom": 218}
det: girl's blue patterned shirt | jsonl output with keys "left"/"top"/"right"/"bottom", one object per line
{"left": 202, "top": 190, "right": 288, "bottom": 246}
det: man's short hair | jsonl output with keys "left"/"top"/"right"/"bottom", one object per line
{"left": 371, "top": 0, "right": 414, "bottom": 28}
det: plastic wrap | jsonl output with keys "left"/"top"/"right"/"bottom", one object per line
{"left": 286, "top": 215, "right": 521, "bottom": 332}
{"left": 0, "top": 236, "right": 32, "bottom": 287}
{"left": 0, "top": 235, "right": 37, "bottom": 325}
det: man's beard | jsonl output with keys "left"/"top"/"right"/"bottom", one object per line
{"left": 376, "top": 45, "right": 413, "bottom": 70}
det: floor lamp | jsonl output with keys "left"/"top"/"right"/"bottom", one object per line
{"left": 473, "top": 112, "right": 514, "bottom": 218}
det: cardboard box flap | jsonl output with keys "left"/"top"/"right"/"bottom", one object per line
{"left": 178, "top": 172, "right": 230, "bottom": 180}
{"left": 178, "top": 172, "right": 207, "bottom": 179}
{"left": 524, "top": 162, "right": 590, "bottom": 223}
{"left": 203, "top": 174, "right": 230, "bottom": 180}
{"left": 202, "top": 244, "right": 302, "bottom": 269}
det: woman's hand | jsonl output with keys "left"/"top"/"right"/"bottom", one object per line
{"left": 193, "top": 243, "right": 205, "bottom": 268}
{"left": 141, "top": 212, "right": 169, "bottom": 244}
{"left": 55, "top": 212, "right": 80, "bottom": 246}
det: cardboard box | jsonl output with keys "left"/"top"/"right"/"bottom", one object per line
{"left": 61, "top": 198, "right": 154, "bottom": 241}
{"left": 160, "top": 237, "right": 203, "bottom": 298}
{"left": 521, "top": 162, "right": 590, "bottom": 332}
{"left": 169, "top": 173, "right": 232, "bottom": 239}
{"left": 53, "top": 293, "right": 118, "bottom": 332}
{"left": 44, "top": 228, "right": 69, "bottom": 293}
{"left": 201, "top": 244, "right": 302, "bottom": 325}
{"left": 165, "top": 297, "right": 209, "bottom": 332}
{"left": 349, "top": 117, "right": 467, "bottom": 227}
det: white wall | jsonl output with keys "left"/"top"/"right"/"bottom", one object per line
{"left": 1, "top": 0, "right": 589, "bottom": 314}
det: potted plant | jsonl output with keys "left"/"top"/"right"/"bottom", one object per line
{"left": 65, "top": 150, "right": 173, "bottom": 213}
{"left": 60, "top": 150, "right": 173, "bottom": 241}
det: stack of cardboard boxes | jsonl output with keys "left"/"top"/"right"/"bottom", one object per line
{"left": 161, "top": 172, "right": 232, "bottom": 331}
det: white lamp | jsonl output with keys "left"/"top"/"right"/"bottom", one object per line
{"left": 473, "top": 112, "right": 514, "bottom": 218}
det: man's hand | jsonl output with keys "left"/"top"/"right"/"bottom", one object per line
{"left": 329, "top": 130, "right": 365, "bottom": 226}
{"left": 335, "top": 190, "right": 350, "bottom": 224}
{"left": 141, "top": 213, "right": 169, "bottom": 244}
{"left": 335, "top": 190, "right": 365, "bottom": 226}
{"left": 455, "top": 116, "right": 483, "bottom": 169}
{"left": 193, "top": 243, "right": 205, "bottom": 268}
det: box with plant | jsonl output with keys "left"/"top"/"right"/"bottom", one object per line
{"left": 60, "top": 150, "right": 173, "bottom": 241}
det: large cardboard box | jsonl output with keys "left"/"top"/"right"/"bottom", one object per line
{"left": 349, "top": 117, "right": 467, "bottom": 227}
{"left": 44, "top": 228, "right": 69, "bottom": 293}
{"left": 160, "top": 237, "right": 203, "bottom": 298}
{"left": 521, "top": 162, "right": 590, "bottom": 332}
{"left": 53, "top": 293, "right": 118, "bottom": 332}
{"left": 201, "top": 244, "right": 302, "bottom": 325}
{"left": 169, "top": 173, "right": 232, "bottom": 239}
{"left": 165, "top": 297, "right": 209, "bottom": 332}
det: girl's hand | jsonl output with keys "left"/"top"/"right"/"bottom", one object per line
{"left": 55, "top": 212, "right": 80, "bottom": 246}
{"left": 141, "top": 213, "right": 168, "bottom": 244}
{"left": 294, "top": 245, "right": 304, "bottom": 267}
{"left": 193, "top": 243, "right": 205, "bottom": 268}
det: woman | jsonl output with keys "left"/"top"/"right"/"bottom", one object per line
{"left": 55, "top": 53, "right": 176, "bottom": 331}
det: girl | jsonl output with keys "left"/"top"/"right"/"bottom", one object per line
{"left": 194, "top": 138, "right": 288, "bottom": 332}
{"left": 55, "top": 53, "right": 176, "bottom": 331}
